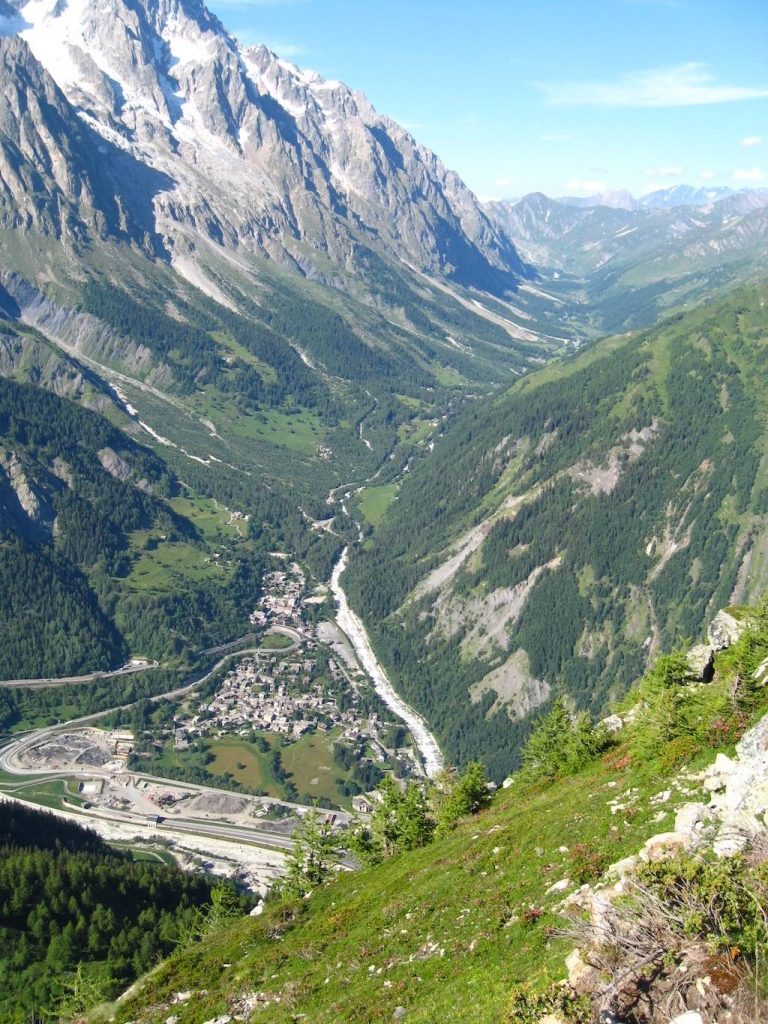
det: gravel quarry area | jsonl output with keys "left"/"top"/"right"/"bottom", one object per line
{"left": 1, "top": 793, "right": 286, "bottom": 893}
{"left": 18, "top": 728, "right": 130, "bottom": 773}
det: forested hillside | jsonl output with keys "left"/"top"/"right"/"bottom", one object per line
{"left": 0, "top": 373, "right": 272, "bottom": 677}
{"left": 345, "top": 283, "right": 768, "bottom": 779}
{"left": 0, "top": 803, "right": 239, "bottom": 1023}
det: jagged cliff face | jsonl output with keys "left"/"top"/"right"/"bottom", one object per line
{"left": 0, "top": 0, "right": 525, "bottom": 293}
{"left": 0, "top": 33, "right": 102, "bottom": 239}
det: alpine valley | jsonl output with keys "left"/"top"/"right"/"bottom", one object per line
{"left": 1, "top": 0, "right": 768, "bottom": 1021}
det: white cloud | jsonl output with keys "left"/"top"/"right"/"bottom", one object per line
{"left": 741, "top": 135, "right": 763, "bottom": 147}
{"left": 564, "top": 178, "right": 608, "bottom": 195}
{"left": 699, "top": 168, "right": 717, "bottom": 180}
{"left": 494, "top": 176, "right": 513, "bottom": 188}
{"left": 538, "top": 63, "right": 768, "bottom": 108}
{"left": 732, "top": 168, "right": 766, "bottom": 182}
{"left": 639, "top": 181, "right": 665, "bottom": 196}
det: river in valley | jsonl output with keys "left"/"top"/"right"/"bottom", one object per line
{"left": 330, "top": 546, "right": 444, "bottom": 778}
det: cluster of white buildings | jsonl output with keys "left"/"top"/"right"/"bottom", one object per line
{"left": 178, "top": 655, "right": 362, "bottom": 741}
{"left": 250, "top": 562, "right": 305, "bottom": 627}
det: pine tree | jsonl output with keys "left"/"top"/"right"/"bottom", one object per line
{"left": 282, "top": 811, "right": 343, "bottom": 898}
{"left": 520, "top": 698, "right": 573, "bottom": 781}
{"left": 435, "top": 762, "right": 491, "bottom": 835}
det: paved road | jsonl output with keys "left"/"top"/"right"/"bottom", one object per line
{"left": 0, "top": 782, "right": 298, "bottom": 853}
{"left": 0, "top": 627, "right": 300, "bottom": 691}
{"left": 0, "top": 660, "right": 160, "bottom": 690}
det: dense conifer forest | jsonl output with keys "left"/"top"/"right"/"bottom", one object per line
{"left": 345, "top": 285, "right": 768, "bottom": 779}
{"left": 0, "top": 804, "right": 239, "bottom": 1023}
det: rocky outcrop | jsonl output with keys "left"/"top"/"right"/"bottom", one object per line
{"left": 0, "top": 448, "right": 55, "bottom": 540}
{"left": 707, "top": 609, "right": 747, "bottom": 651}
{"left": 686, "top": 643, "right": 715, "bottom": 682}
{"left": 704, "top": 714, "right": 768, "bottom": 856}
{"left": 683, "top": 610, "right": 749, "bottom": 682}
{"left": 0, "top": 327, "right": 88, "bottom": 399}
{"left": 97, "top": 447, "right": 150, "bottom": 491}
{"left": 555, "top": 709, "right": 768, "bottom": 1023}
{"left": 97, "top": 447, "right": 132, "bottom": 482}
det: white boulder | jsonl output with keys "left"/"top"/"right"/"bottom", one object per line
{"left": 708, "top": 610, "right": 746, "bottom": 651}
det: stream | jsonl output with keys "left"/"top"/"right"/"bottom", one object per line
{"left": 330, "top": 546, "right": 444, "bottom": 778}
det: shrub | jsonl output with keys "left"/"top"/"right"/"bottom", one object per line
{"left": 570, "top": 843, "right": 609, "bottom": 884}
{"left": 635, "top": 852, "right": 768, "bottom": 960}
{"left": 507, "top": 981, "right": 591, "bottom": 1023}
{"left": 658, "top": 734, "right": 699, "bottom": 773}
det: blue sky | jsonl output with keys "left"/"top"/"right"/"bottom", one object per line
{"left": 207, "top": 0, "right": 768, "bottom": 200}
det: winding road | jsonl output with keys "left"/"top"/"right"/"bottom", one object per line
{"left": 0, "top": 630, "right": 320, "bottom": 855}
{"left": 0, "top": 626, "right": 300, "bottom": 690}
{"left": 0, "top": 660, "right": 160, "bottom": 690}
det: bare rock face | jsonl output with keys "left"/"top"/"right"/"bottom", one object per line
{"left": 565, "top": 948, "right": 600, "bottom": 996}
{"left": 600, "top": 713, "right": 625, "bottom": 734}
{"left": 639, "top": 830, "right": 692, "bottom": 864}
{"left": 3, "top": 0, "right": 526, "bottom": 294}
{"left": 673, "top": 802, "right": 710, "bottom": 839}
{"left": 0, "top": 32, "right": 167, "bottom": 251}
{"left": 0, "top": 272, "right": 175, "bottom": 390}
{"left": 97, "top": 447, "right": 132, "bottom": 482}
{"left": 0, "top": 448, "right": 55, "bottom": 539}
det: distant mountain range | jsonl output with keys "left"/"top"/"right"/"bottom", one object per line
{"left": 486, "top": 186, "right": 768, "bottom": 331}
{"left": 555, "top": 184, "right": 746, "bottom": 211}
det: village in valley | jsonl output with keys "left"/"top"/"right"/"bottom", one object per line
{"left": 0, "top": 553, "right": 426, "bottom": 893}
{"left": 144, "top": 555, "right": 424, "bottom": 816}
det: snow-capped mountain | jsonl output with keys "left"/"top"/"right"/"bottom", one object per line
{"left": 554, "top": 184, "right": 743, "bottom": 213}
{"left": 0, "top": 0, "right": 525, "bottom": 295}
{"left": 638, "top": 184, "right": 735, "bottom": 209}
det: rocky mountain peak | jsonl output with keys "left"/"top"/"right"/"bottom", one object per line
{"left": 0, "top": 0, "right": 526, "bottom": 295}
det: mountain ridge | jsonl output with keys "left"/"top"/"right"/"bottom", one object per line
{"left": 344, "top": 283, "right": 768, "bottom": 778}
{"left": 1, "top": 0, "right": 527, "bottom": 297}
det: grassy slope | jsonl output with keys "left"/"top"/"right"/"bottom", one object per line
{"left": 112, "top": 629, "right": 768, "bottom": 1024}
{"left": 358, "top": 484, "right": 399, "bottom": 527}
